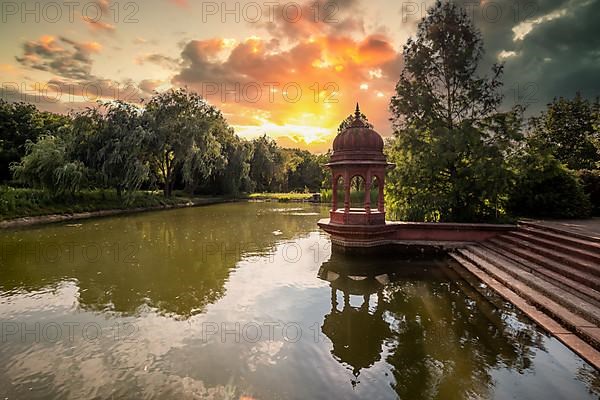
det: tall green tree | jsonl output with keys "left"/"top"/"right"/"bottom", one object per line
{"left": 284, "top": 149, "right": 325, "bottom": 192}
{"left": 316, "top": 151, "right": 332, "bottom": 189}
{"left": 71, "top": 102, "right": 150, "bottom": 198}
{"left": 143, "top": 89, "right": 225, "bottom": 196}
{"left": 508, "top": 150, "right": 591, "bottom": 218}
{"left": 218, "top": 136, "right": 254, "bottom": 195}
{"left": 249, "top": 134, "right": 280, "bottom": 192}
{"left": 0, "top": 100, "right": 71, "bottom": 183}
{"left": 201, "top": 122, "right": 253, "bottom": 195}
{"left": 387, "top": 0, "right": 522, "bottom": 222}
{"left": 529, "top": 94, "right": 600, "bottom": 170}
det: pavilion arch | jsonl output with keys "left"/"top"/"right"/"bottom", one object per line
{"left": 349, "top": 175, "right": 366, "bottom": 209}
{"left": 370, "top": 175, "right": 383, "bottom": 212}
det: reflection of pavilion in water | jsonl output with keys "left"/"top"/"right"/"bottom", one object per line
{"left": 318, "top": 258, "right": 392, "bottom": 379}
{"left": 317, "top": 253, "right": 558, "bottom": 397}
{"left": 318, "top": 254, "right": 452, "bottom": 379}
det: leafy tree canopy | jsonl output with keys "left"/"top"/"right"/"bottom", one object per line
{"left": 386, "top": 0, "right": 522, "bottom": 222}
{"left": 0, "top": 100, "right": 71, "bottom": 182}
{"left": 143, "top": 88, "right": 225, "bottom": 196}
{"left": 10, "top": 135, "right": 86, "bottom": 196}
{"left": 529, "top": 93, "right": 600, "bottom": 170}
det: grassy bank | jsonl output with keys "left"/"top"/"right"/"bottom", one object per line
{"left": 248, "top": 192, "right": 315, "bottom": 201}
{"left": 0, "top": 187, "right": 326, "bottom": 223}
{"left": 0, "top": 186, "right": 225, "bottom": 221}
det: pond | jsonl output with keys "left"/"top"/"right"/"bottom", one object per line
{"left": 0, "top": 202, "right": 598, "bottom": 399}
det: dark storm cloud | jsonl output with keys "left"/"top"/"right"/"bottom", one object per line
{"left": 173, "top": 38, "right": 245, "bottom": 85}
{"left": 137, "top": 53, "right": 180, "bottom": 70}
{"left": 448, "top": 0, "right": 600, "bottom": 112}
{"left": 500, "top": 0, "right": 600, "bottom": 110}
{"left": 259, "top": 0, "right": 364, "bottom": 41}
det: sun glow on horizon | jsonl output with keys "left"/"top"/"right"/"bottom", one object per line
{"left": 234, "top": 121, "right": 336, "bottom": 152}
{"left": 2, "top": 0, "right": 400, "bottom": 152}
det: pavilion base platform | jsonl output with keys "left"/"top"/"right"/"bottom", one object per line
{"left": 317, "top": 218, "right": 516, "bottom": 254}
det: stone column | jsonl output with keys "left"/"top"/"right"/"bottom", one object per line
{"left": 364, "top": 170, "right": 371, "bottom": 215}
{"left": 344, "top": 171, "right": 350, "bottom": 214}
{"left": 378, "top": 174, "right": 384, "bottom": 212}
{"left": 332, "top": 174, "right": 338, "bottom": 211}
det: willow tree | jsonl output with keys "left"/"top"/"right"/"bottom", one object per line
{"left": 70, "top": 102, "right": 150, "bottom": 199}
{"left": 143, "top": 89, "right": 225, "bottom": 197}
{"left": 387, "top": 0, "right": 522, "bottom": 222}
{"left": 248, "top": 135, "right": 281, "bottom": 192}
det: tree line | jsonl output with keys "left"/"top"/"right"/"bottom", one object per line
{"left": 2, "top": 1, "right": 598, "bottom": 222}
{"left": 0, "top": 89, "right": 327, "bottom": 200}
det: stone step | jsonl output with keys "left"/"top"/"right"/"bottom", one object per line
{"left": 488, "top": 238, "right": 600, "bottom": 291}
{"left": 449, "top": 253, "right": 600, "bottom": 358}
{"left": 460, "top": 246, "right": 600, "bottom": 326}
{"left": 519, "top": 220, "right": 600, "bottom": 244}
{"left": 495, "top": 235, "right": 600, "bottom": 277}
{"left": 507, "top": 230, "right": 600, "bottom": 265}
{"left": 481, "top": 242, "right": 600, "bottom": 308}
{"left": 519, "top": 226, "right": 600, "bottom": 254}
{"left": 441, "top": 264, "right": 516, "bottom": 329}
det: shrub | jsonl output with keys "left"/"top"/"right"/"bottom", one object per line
{"left": 508, "top": 155, "right": 591, "bottom": 219}
{"left": 577, "top": 169, "right": 600, "bottom": 216}
{"left": 320, "top": 189, "right": 332, "bottom": 204}
{"left": 0, "top": 186, "right": 54, "bottom": 217}
{"left": 0, "top": 186, "right": 16, "bottom": 215}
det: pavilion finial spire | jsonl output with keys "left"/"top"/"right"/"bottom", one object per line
{"left": 354, "top": 102, "right": 361, "bottom": 118}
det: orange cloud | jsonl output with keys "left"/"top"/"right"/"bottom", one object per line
{"left": 82, "top": 17, "right": 116, "bottom": 33}
{"left": 189, "top": 38, "right": 227, "bottom": 59}
{"left": 169, "top": 0, "right": 188, "bottom": 8}
{"left": 139, "top": 79, "right": 166, "bottom": 94}
{"left": 170, "top": 30, "right": 402, "bottom": 149}
{"left": 96, "top": 0, "right": 110, "bottom": 13}
{"left": 17, "top": 36, "right": 105, "bottom": 80}
{"left": 12, "top": 0, "right": 403, "bottom": 152}
{"left": 357, "top": 35, "right": 397, "bottom": 65}
{"left": 81, "top": 41, "right": 103, "bottom": 53}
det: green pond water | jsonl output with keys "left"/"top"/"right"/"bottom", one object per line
{"left": 0, "top": 202, "right": 599, "bottom": 399}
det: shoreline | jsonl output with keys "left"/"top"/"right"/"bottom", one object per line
{"left": 0, "top": 197, "right": 238, "bottom": 230}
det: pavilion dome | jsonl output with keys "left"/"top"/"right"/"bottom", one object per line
{"left": 330, "top": 104, "right": 386, "bottom": 164}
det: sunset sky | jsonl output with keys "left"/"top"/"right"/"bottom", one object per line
{"left": 2, "top": 0, "right": 599, "bottom": 152}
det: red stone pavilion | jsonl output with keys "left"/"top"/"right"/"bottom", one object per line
{"left": 328, "top": 104, "right": 392, "bottom": 226}
{"left": 318, "top": 104, "right": 513, "bottom": 251}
